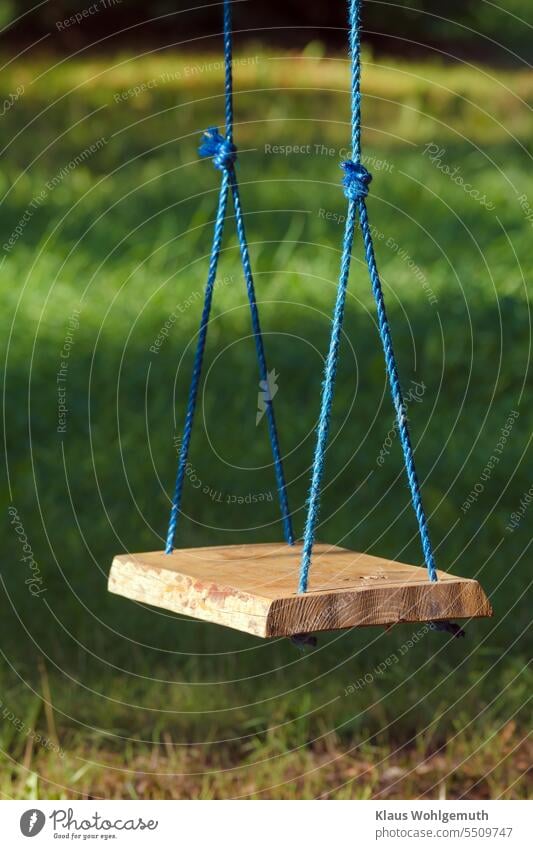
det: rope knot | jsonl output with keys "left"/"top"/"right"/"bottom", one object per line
{"left": 199, "top": 127, "right": 237, "bottom": 171}
{"left": 341, "top": 160, "right": 372, "bottom": 201}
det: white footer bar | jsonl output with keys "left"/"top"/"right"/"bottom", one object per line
{"left": 2, "top": 799, "right": 528, "bottom": 848}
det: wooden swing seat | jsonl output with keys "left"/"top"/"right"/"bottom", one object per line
{"left": 108, "top": 542, "right": 492, "bottom": 638}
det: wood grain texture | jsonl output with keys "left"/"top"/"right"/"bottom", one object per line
{"left": 108, "top": 542, "right": 492, "bottom": 638}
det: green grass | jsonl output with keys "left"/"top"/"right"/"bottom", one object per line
{"left": 0, "top": 50, "right": 531, "bottom": 799}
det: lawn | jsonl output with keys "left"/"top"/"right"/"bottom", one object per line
{"left": 0, "top": 49, "right": 531, "bottom": 799}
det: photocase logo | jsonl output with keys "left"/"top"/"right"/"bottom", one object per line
{"left": 256, "top": 369, "right": 279, "bottom": 425}
{"left": 20, "top": 809, "right": 46, "bottom": 837}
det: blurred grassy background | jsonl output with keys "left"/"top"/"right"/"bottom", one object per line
{"left": 0, "top": 47, "right": 531, "bottom": 798}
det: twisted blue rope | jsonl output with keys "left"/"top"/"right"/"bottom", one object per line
{"left": 298, "top": 201, "right": 358, "bottom": 593}
{"left": 166, "top": 0, "right": 294, "bottom": 553}
{"left": 358, "top": 199, "right": 437, "bottom": 582}
{"left": 298, "top": 0, "right": 437, "bottom": 591}
{"left": 165, "top": 171, "right": 230, "bottom": 554}
{"left": 229, "top": 171, "right": 294, "bottom": 545}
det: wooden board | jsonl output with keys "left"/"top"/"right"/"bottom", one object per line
{"left": 108, "top": 542, "right": 492, "bottom": 638}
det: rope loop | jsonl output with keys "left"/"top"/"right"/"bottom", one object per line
{"left": 299, "top": 0, "right": 439, "bottom": 593}
{"left": 199, "top": 127, "right": 237, "bottom": 171}
{"left": 166, "top": 1, "right": 294, "bottom": 552}
{"left": 341, "top": 159, "right": 372, "bottom": 201}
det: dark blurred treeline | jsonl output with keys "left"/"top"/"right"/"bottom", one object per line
{"left": 1, "top": 0, "right": 531, "bottom": 64}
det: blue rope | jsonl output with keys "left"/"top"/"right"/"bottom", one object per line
{"left": 165, "top": 171, "right": 230, "bottom": 554}
{"left": 298, "top": 0, "right": 437, "bottom": 591}
{"left": 358, "top": 199, "right": 437, "bottom": 582}
{"left": 223, "top": 0, "right": 234, "bottom": 142}
{"left": 298, "top": 201, "right": 358, "bottom": 593}
{"left": 229, "top": 172, "right": 294, "bottom": 545}
{"left": 166, "top": 0, "right": 294, "bottom": 553}
{"left": 348, "top": 0, "right": 363, "bottom": 161}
